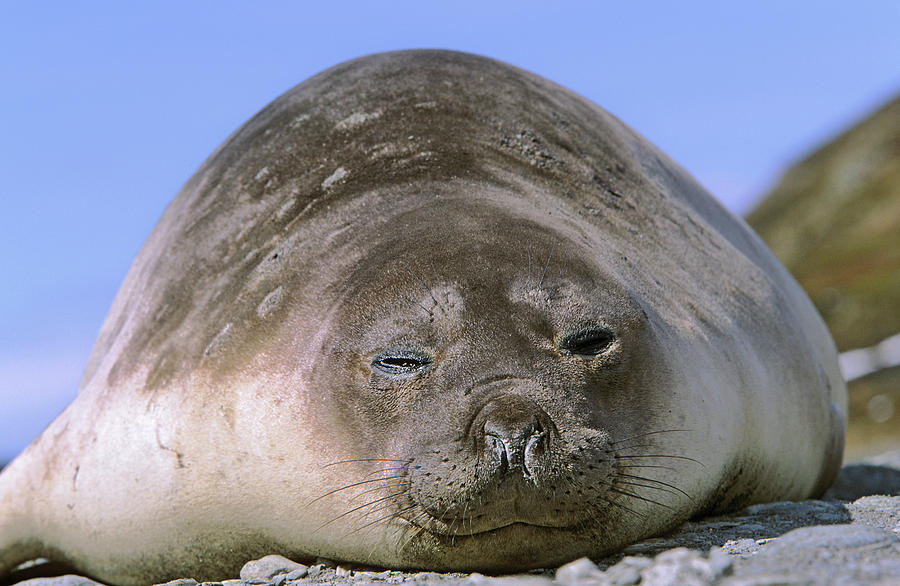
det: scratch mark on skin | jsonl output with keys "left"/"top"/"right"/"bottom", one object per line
{"left": 322, "top": 167, "right": 348, "bottom": 190}
{"left": 204, "top": 323, "right": 233, "bottom": 357}
{"left": 288, "top": 113, "right": 310, "bottom": 129}
{"left": 538, "top": 240, "right": 558, "bottom": 289}
{"left": 257, "top": 286, "right": 284, "bottom": 318}
{"left": 336, "top": 111, "right": 382, "bottom": 130}
{"left": 156, "top": 428, "right": 185, "bottom": 469}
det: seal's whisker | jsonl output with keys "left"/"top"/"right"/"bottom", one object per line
{"left": 357, "top": 482, "right": 407, "bottom": 498}
{"left": 527, "top": 247, "right": 534, "bottom": 284}
{"left": 356, "top": 491, "right": 412, "bottom": 517}
{"left": 394, "top": 510, "right": 436, "bottom": 552}
{"left": 618, "top": 473, "right": 692, "bottom": 500}
{"left": 615, "top": 463, "right": 678, "bottom": 472}
{"left": 323, "top": 458, "right": 409, "bottom": 467}
{"left": 601, "top": 495, "right": 646, "bottom": 519}
{"left": 363, "top": 466, "right": 407, "bottom": 478}
{"left": 446, "top": 515, "right": 458, "bottom": 539}
{"left": 306, "top": 475, "right": 406, "bottom": 506}
{"left": 537, "top": 240, "right": 557, "bottom": 290}
{"left": 317, "top": 491, "right": 408, "bottom": 531}
{"left": 611, "top": 429, "right": 693, "bottom": 444}
{"left": 344, "top": 505, "right": 418, "bottom": 545}
{"left": 461, "top": 500, "right": 472, "bottom": 536}
{"left": 348, "top": 504, "right": 420, "bottom": 536}
{"left": 576, "top": 502, "right": 602, "bottom": 532}
{"left": 354, "top": 507, "right": 418, "bottom": 553}
{"left": 614, "top": 454, "right": 705, "bottom": 466}
{"left": 410, "top": 509, "right": 433, "bottom": 523}
{"left": 435, "top": 501, "right": 456, "bottom": 533}
{"left": 616, "top": 478, "right": 691, "bottom": 501}
{"left": 612, "top": 441, "right": 689, "bottom": 453}
{"left": 396, "top": 510, "right": 432, "bottom": 536}
{"left": 363, "top": 503, "right": 424, "bottom": 562}
{"left": 397, "top": 523, "right": 428, "bottom": 551}
{"left": 355, "top": 500, "right": 409, "bottom": 524}
{"left": 609, "top": 487, "right": 672, "bottom": 510}
{"left": 396, "top": 509, "right": 433, "bottom": 536}
{"left": 360, "top": 500, "right": 423, "bottom": 541}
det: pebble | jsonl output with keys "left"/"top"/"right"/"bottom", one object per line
{"left": 239, "top": 555, "right": 307, "bottom": 581}
{"left": 16, "top": 577, "right": 105, "bottom": 586}
{"left": 555, "top": 557, "right": 604, "bottom": 584}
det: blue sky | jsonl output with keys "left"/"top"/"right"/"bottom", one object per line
{"left": 1, "top": 1, "right": 898, "bottom": 462}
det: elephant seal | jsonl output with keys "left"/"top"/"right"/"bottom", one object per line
{"left": 0, "top": 50, "right": 846, "bottom": 585}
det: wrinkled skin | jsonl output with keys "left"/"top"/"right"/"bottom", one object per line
{"left": 0, "top": 50, "right": 846, "bottom": 585}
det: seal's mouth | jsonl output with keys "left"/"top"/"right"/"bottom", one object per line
{"left": 406, "top": 516, "right": 582, "bottom": 538}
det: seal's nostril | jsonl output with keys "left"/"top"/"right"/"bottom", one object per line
{"left": 485, "top": 433, "right": 509, "bottom": 473}
{"left": 476, "top": 394, "right": 553, "bottom": 478}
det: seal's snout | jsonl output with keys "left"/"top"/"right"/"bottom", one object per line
{"left": 476, "top": 395, "right": 553, "bottom": 478}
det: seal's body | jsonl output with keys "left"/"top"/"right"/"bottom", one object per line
{"left": 0, "top": 51, "right": 845, "bottom": 585}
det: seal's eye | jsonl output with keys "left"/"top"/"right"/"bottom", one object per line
{"left": 559, "top": 328, "right": 615, "bottom": 358}
{"left": 371, "top": 351, "right": 431, "bottom": 376}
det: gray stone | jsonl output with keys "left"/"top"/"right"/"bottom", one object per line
{"left": 408, "top": 572, "right": 454, "bottom": 582}
{"left": 303, "top": 564, "right": 325, "bottom": 579}
{"left": 599, "top": 555, "right": 653, "bottom": 585}
{"left": 848, "top": 495, "right": 900, "bottom": 532}
{"left": 17, "top": 577, "right": 105, "bottom": 586}
{"left": 555, "top": 557, "right": 604, "bottom": 584}
{"left": 611, "top": 499, "right": 850, "bottom": 560}
{"left": 725, "top": 525, "right": 900, "bottom": 585}
{"left": 283, "top": 566, "right": 310, "bottom": 581}
{"left": 239, "top": 554, "right": 307, "bottom": 581}
{"left": 467, "top": 573, "right": 552, "bottom": 585}
{"left": 720, "top": 538, "right": 759, "bottom": 556}
{"left": 635, "top": 548, "right": 731, "bottom": 586}
{"left": 352, "top": 570, "right": 394, "bottom": 580}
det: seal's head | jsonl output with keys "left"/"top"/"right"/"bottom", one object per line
{"left": 302, "top": 195, "right": 710, "bottom": 570}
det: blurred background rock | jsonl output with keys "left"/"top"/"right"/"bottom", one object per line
{"left": 746, "top": 95, "right": 900, "bottom": 460}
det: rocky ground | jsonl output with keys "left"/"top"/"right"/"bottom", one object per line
{"left": 13, "top": 450, "right": 900, "bottom": 586}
